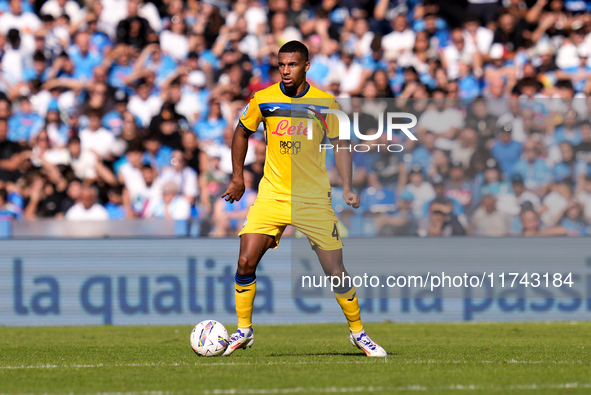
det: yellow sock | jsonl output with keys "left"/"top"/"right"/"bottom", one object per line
{"left": 334, "top": 286, "right": 363, "bottom": 333}
{"left": 235, "top": 281, "right": 256, "bottom": 329}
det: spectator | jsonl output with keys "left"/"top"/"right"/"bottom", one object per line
{"left": 101, "top": 90, "right": 131, "bottom": 135}
{"left": 492, "top": 11, "right": 525, "bottom": 59}
{"left": 462, "top": 13, "right": 493, "bottom": 56}
{"left": 558, "top": 200, "right": 590, "bottom": 236}
{"left": 65, "top": 136, "right": 98, "bottom": 181}
{"left": 540, "top": 180, "right": 573, "bottom": 226}
{"left": 491, "top": 123, "right": 523, "bottom": 177}
{"left": 404, "top": 164, "right": 435, "bottom": 218}
{"left": 553, "top": 142, "right": 578, "bottom": 183}
{"left": 333, "top": 45, "right": 365, "bottom": 95}
{"left": 445, "top": 161, "right": 473, "bottom": 212}
{"left": 115, "top": 0, "right": 152, "bottom": 50}
{"left": 199, "top": 148, "right": 228, "bottom": 212}
{"left": 32, "top": 100, "right": 69, "bottom": 149}
{"left": 552, "top": 108, "right": 582, "bottom": 146}
{"left": 117, "top": 141, "right": 147, "bottom": 197}
{"left": 143, "top": 133, "right": 173, "bottom": 171}
{"left": 159, "top": 15, "right": 190, "bottom": 61}
{"left": 150, "top": 102, "right": 185, "bottom": 151}
{"left": 8, "top": 96, "right": 41, "bottom": 144}
{"left": 469, "top": 191, "right": 511, "bottom": 236}
{"left": 497, "top": 173, "right": 542, "bottom": 216}
{"left": 451, "top": 128, "right": 478, "bottom": 169}
{"left": 104, "top": 185, "right": 126, "bottom": 219}
{"left": 0, "top": 118, "right": 29, "bottom": 183}
{"left": 123, "top": 164, "right": 161, "bottom": 217}
{"left": 374, "top": 189, "right": 417, "bottom": 236}
{"left": 128, "top": 78, "right": 162, "bottom": 128}
{"left": 40, "top": 0, "right": 82, "bottom": 23}
{"left": 68, "top": 30, "right": 103, "bottom": 81}
{"left": 145, "top": 180, "right": 191, "bottom": 220}
{"left": 65, "top": 185, "right": 108, "bottom": 220}
{"left": 0, "top": 0, "right": 41, "bottom": 38}
{"left": 79, "top": 109, "right": 115, "bottom": 159}
{"left": 193, "top": 99, "right": 227, "bottom": 146}
{"left": 159, "top": 149, "right": 198, "bottom": 205}
{"left": 465, "top": 98, "right": 497, "bottom": 148}
{"left": 417, "top": 89, "right": 464, "bottom": 150}
{"left": 418, "top": 198, "right": 466, "bottom": 237}
{"left": 381, "top": 14, "right": 415, "bottom": 59}
{"left": 441, "top": 28, "right": 481, "bottom": 81}
{"left": 512, "top": 138, "right": 553, "bottom": 197}
{"left": 521, "top": 207, "right": 566, "bottom": 237}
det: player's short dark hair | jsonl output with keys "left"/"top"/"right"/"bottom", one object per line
{"left": 278, "top": 41, "right": 309, "bottom": 62}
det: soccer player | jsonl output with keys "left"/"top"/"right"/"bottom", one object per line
{"left": 221, "top": 41, "right": 386, "bottom": 357}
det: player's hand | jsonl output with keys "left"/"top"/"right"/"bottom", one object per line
{"left": 343, "top": 190, "right": 360, "bottom": 209}
{"left": 222, "top": 178, "right": 245, "bottom": 203}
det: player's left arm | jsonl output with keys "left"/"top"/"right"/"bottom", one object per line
{"left": 325, "top": 98, "right": 359, "bottom": 209}
{"left": 333, "top": 139, "right": 360, "bottom": 209}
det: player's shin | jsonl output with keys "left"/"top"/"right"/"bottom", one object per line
{"left": 334, "top": 284, "right": 363, "bottom": 333}
{"left": 235, "top": 273, "right": 257, "bottom": 329}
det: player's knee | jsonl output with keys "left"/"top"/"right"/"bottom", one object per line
{"left": 237, "top": 255, "right": 257, "bottom": 276}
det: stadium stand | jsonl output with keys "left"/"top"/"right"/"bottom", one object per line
{"left": 0, "top": 0, "right": 591, "bottom": 237}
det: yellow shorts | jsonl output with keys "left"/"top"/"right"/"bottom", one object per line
{"left": 238, "top": 198, "right": 343, "bottom": 251}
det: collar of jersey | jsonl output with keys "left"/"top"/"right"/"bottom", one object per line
{"left": 280, "top": 81, "right": 310, "bottom": 98}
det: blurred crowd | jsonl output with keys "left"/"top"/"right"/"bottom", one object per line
{"left": 0, "top": 0, "right": 591, "bottom": 237}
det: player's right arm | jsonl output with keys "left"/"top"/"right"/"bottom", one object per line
{"left": 222, "top": 124, "right": 250, "bottom": 203}
{"left": 222, "top": 96, "right": 263, "bottom": 203}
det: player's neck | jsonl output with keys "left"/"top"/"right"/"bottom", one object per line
{"left": 280, "top": 81, "right": 310, "bottom": 98}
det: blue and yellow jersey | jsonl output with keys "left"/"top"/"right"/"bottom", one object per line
{"left": 239, "top": 82, "right": 340, "bottom": 203}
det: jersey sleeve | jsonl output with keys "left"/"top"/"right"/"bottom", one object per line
{"left": 239, "top": 95, "right": 264, "bottom": 134}
{"left": 326, "top": 98, "right": 341, "bottom": 141}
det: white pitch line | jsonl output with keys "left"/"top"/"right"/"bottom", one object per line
{"left": 0, "top": 359, "right": 584, "bottom": 370}
{"left": 197, "top": 384, "right": 591, "bottom": 394}
{"left": 29, "top": 383, "right": 591, "bottom": 395}
{"left": 2, "top": 383, "right": 591, "bottom": 395}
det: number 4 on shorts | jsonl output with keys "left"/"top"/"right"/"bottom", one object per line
{"left": 332, "top": 223, "right": 339, "bottom": 240}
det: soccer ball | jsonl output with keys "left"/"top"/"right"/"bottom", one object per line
{"left": 190, "top": 320, "right": 229, "bottom": 357}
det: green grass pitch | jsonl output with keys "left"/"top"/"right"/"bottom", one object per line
{"left": 1, "top": 322, "right": 590, "bottom": 394}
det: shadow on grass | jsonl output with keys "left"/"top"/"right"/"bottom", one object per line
{"left": 266, "top": 351, "right": 397, "bottom": 358}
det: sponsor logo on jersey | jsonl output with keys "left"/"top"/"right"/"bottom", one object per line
{"left": 271, "top": 119, "right": 309, "bottom": 137}
{"left": 279, "top": 140, "right": 301, "bottom": 155}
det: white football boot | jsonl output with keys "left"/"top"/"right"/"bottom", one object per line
{"left": 350, "top": 330, "right": 387, "bottom": 357}
{"left": 222, "top": 328, "right": 255, "bottom": 356}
